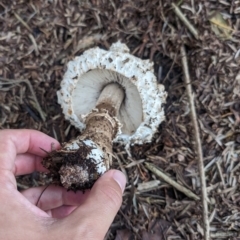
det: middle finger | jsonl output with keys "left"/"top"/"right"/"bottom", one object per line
{"left": 15, "top": 153, "right": 47, "bottom": 176}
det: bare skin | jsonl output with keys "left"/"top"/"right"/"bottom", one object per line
{"left": 0, "top": 129, "right": 126, "bottom": 240}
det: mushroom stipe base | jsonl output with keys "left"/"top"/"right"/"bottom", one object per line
{"left": 42, "top": 141, "right": 103, "bottom": 191}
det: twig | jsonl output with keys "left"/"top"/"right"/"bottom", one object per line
{"left": 28, "top": 33, "right": 39, "bottom": 56}
{"left": 216, "top": 161, "right": 225, "bottom": 188}
{"left": 114, "top": 153, "right": 129, "bottom": 183}
{"left": 144, "top": 162, "right": 200, "bottom": 201}
{"left": 0, "top": 77, "right": 46, "bottom": 121}
{"left": 210, "top": 231, "right": 238, "bottom": 238}
{"left": 172, "top": 3, "right": 199, "bottom": 39}
{"left": 180, "top": 45, "right": 209, "bottom": 240}
{"left": 13, "top": 12, "right": 32, "bottom": 32}
{"left": 17, "top": 182, "right": 29, "bottom": 190}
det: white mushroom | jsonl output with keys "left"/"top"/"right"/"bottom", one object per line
{"left": 58, "top": 41, "right": 167, "bottom": 145}
{"left": 42, "top": 42, "right": 167, "bottom": 191}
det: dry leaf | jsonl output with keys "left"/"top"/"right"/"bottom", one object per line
{"left": 209, "top": 12, "right": 233, "bottom": 39}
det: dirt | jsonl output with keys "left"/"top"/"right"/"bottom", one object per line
{"left": 42, "top": 139, "right": 101, "bottom": 191}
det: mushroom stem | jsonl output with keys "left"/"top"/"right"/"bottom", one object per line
{"left": 42, "top": 83, "right": 125, "bottom": 191}
{"left": 96, "top": 83, "right": 125, "bottom": 117}
{"left": 79, "top": 83, "right": 125, "bottom": 161}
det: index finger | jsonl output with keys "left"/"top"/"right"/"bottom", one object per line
{"left": 0, "top": 129, "right": 60, "bottom": 172}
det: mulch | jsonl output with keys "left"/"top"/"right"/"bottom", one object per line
{"left": 1, "top": 0, "right": 240, "bottom": 239}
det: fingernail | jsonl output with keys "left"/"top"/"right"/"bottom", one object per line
{"left": 112, "top": 170, "right": 126, "bottom": 193}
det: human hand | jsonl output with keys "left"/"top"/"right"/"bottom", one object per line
{"left": 0, "top": 129, "right": 126, "bottom": 240}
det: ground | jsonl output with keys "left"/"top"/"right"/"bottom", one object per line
{"left": 1, "top": 0, "right": 240, "bottom": 239}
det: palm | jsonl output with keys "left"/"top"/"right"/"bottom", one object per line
{"left": 0, "top": 129, "right": 88, "bottom": 218}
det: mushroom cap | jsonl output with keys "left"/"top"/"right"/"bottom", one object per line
{"left": 57, "top": 42, "right": 167, "bottom": 145}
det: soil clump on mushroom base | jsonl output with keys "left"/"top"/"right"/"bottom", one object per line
{"left": 42, "top": 142, "right": 101, "bottom": 191}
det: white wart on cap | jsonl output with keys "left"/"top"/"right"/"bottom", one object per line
{"left": 57, "top": 41, "right": 167, "bottom": 146}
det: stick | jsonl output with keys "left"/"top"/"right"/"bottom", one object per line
{"left": 180, "top": 45, "right": 209, "bottom": 240}
{"left": 144, "top": 162, "right": 200, "bottom": 201}
{"left": 172, "top": 3, "right": 199, "bottom": 39}
{"left": 114, "top": 153, "right": 129, "bottom": 183}
{"left": 210, "top": 231, "right": 237, "bottom": 238}
{"left": 13, "top": 12, "right": 32, "bottom": 32}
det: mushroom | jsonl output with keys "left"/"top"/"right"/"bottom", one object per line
{"left": 42, "top": 42, "right": 167, "bottom": 191}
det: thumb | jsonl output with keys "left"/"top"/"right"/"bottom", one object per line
{"left": 63, "top": 170, "right": 126, "bottom": 239}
